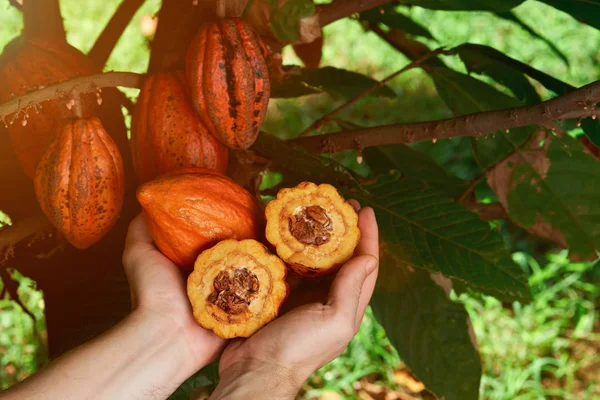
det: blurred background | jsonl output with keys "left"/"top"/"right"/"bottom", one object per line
{"left": 0, "top": 0, "right": 599, "bottom": 398}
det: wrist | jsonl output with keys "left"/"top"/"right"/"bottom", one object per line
{"left": 210, "top": 359, "right": 304, "bottom": 400}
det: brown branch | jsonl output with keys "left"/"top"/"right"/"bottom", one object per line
{"left": 0, "top": 72, "right": 144, "bottom": 121}
{"left": 298, "top": 47, "right": 446, "bottom": 137}
{"left": 22, "top": 0, "right": 65, "bottom": 40}
{"left": 292, "top": 80, "right": 600, "bottom": 153}
{"left": 318, "top": 0, "right": 394, "bottom": 27}
{"left": 8, "top": 0, "right": 23, "bottom": 12}
{"left": 88, "top": 0, "right": 146, "bottom": 67}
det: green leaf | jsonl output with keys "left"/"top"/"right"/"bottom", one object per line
{"left": 429, "top": 67, "right": 531, "bottom": 168}
{"left": 453, "top": 45, "right": 542, "bottom": 105}
{"left": 271, "top": 67, "right": 324, "bottom": 98}
{"left": 495, "top": 11, "right": 569, "bottom": 66}
{"left": 371, "top": 250, "right": 481, "bottom": 400}
{"left": 448, "top": 44, "right": 600, "bottom": 146}
{"left": 401, "top": 0, "right": 525, "bottom": 11}
{"left": 168, "top": 362, "right": 219, "bottom": 400}
{"left": 360, "top": 5, "right": 435, "bottom": 39}
{"left": 300, "top": 67, "right": 396, "bottom": 100}
{"left": 507, "top": 136, "right": 600, "bottom": 257}
{"left": 364, "top": 144, "right": 469, "bottom": 199}
{"left": 539, "top": 0, "right": 600, "bottom": 31}
{"left": 348, "top": 173, "right": 530, "bottom": 301}
{"left": 269, "top": 0, "right": 316, "bottom": 43}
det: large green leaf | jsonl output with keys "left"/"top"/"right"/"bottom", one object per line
{"left": 429, "top": 67, "right": 531, "bottom": 168}
{"left": 348, "top": 173, "right": 530, "bottom": 301}
{"left": 539, "top": 0, "right": 600, "bottom": 31}
{"left": 266, "top": 0, "right": 316, "bottom": 42}
{"left": 448, "top": 44, "right": 600, "bottom": 145}
{"left": 360, "top": 5, "right": 435, "bottom": 39}
{"left": 300, "top": 67, "right": 396, "bottom": 100}
{"left": 507, "top": 136, "right": 600, "bottom": 257}
{"left": 401, "top": 0, "right": 525, "bottom": 11}
{"left": 364, "top": 145, "right": 469, "bottom": 199}
{"left": 494, "top": 11, "right": 569, "bottom": 66}
{"left": 372, "top": 250, "right": 481, "bottom": 400}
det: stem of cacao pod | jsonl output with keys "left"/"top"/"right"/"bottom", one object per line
{"left": 216, "top": 0, "right": 226, "bottom": 18}
{"left": 72, "top": 94, "right": 83, "bottom": 118}
{"left": 22, "top": 0, "right": 66, "bottom": 41}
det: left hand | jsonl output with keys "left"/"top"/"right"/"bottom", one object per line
{"left": 122, "top": 214, "right": 226, "bottom": 368}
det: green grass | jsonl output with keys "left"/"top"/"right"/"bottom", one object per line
{"left": 1, "top": 0, "right": 600, "bottom": 398}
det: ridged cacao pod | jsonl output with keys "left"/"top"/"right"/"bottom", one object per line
{"left": 131, "top": 71, "right": 229, "bottom": 182}
{"left": 34, "top": 117, "right": 125, "bottom": 249}
{"left": 137, "top": 167, "right": 260, "bottom": 268}
{"left": 186, "top": 18, "right": 270, "bottom": 150}
{"left": 0, "top": 37, "right": 98, "bottom": 178}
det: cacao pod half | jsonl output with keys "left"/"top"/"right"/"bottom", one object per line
{"left": 136, "top": 168, "right": 260, "bottom": 268}
{"left": 0, "top": 37, "right": 98, "bottom": 178}
{"left": 186, "top": 18, "right": 270, "bottom": 150}
{"left": 131, "top": 71, "right": 229, "bottom": 182}
{"left": 34, "top": 117, "right": 125, "bottom": 249}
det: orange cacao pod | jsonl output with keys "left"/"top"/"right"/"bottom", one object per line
{"left": 0, "top": 37, "right": 98, "bottom": 178}
{"left": 131, "top": 71, "right": 229, "bottom": 182}
{"left": 186, "top": 18, "right": 270, "bottom": 150}
{"left": 34, "top": 117, "right": 125, "bottom": 249}
{"left": 137, "top": 168, "right": 260, "bottom": 268}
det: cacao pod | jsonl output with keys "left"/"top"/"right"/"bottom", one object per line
{"left": 187, "top": 239, "right": 289, "bottom": 338}
{"left": 34, "top": 117, "right": 125, "bottom": 249}
{"left": 131, "top": 71, "right": 229, "bottom": 182}
{"left": 137, "top": 168, "right": 260, "bottom": 268}
{"left": 0, "top": 37, "right": 98, "bottom": 178}
{"left": 265, "top": 182, "right": 360, "bottom": 277}
{"left": 186, "top": 18, "right": 270, "bottom": 150}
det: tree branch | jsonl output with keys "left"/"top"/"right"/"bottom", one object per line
{"left": 292, "top": 80, "right": 600, "bottom": 153}
{"left": 8, "top": 0, "right": 23, "bottom": 12}
{"left": 318, "top": 0, "right": 394, "bottom": 27}
{"left": 0, "top": 72, "right": 144, "bottom": 121}
{"left": 88, "top": 0, "right": 146, "bottom": 67}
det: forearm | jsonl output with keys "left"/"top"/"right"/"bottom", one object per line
{"left": 2, "top": 310, "right": 200, "bottom": 400}
{"left": 210, "top": 360, "right": 304, "bottom": 400}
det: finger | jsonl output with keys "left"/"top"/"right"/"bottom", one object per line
{"left": 355, "top": 263, "right": 379, "bottom": 331}
{"left": 355, "top": 207, "right": 379, "bottom": 259}
{"left": 327, "top": 254, "right": 378, "bottom": 327}
{"left": 347, "top": 199, "right": 361, "bottom": 212}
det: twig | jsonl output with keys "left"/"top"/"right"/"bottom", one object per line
{"left": 317, "top": 0, "right": 394, "bottom": 27}
{"left": 298, "top": 47, "right": 446, "bottom": 137}
{"left": 8, "top": 0, "right": 23, "bottom": 11}
{"left": 0, "top": 72, "right": 144, "bottom": 121}
{"left": 292, "top": 80, "right": 600, "bottom": 153}
{"left": 88, "top": 0, "right": 146, "bottom": 67}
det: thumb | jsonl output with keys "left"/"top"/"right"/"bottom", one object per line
{"left": 327, "top": 255, "right": 378, "bottom": 325}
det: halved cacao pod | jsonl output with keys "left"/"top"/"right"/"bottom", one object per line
{"left": 186, "top": 18, "right": 270, "bottom": 150}
{"left": 34, "top": 117, "right": 125, "bottom": 249}
{"left": 136, "top": 168, "right": 260, "bottom": 268}
{"left": 0, "top": 37, "right": 98, "bottom": 178}
{"left": 131, "top": 71, "right": 229, "bottom": 182}
{"left": 265, "top": 182, "right": 360, "bottom": 277}
{"left": 187, "top": 239, "right": 289, "bottom": 338}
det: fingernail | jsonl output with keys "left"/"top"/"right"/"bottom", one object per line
{"left": 365, "top": 257, "right": 378, "bottom": 275}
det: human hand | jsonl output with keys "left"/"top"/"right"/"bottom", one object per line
{"left": 211, "top": 202, "right": 379, "bottom": 399}
{"left": 122, "top": 214, "right": 226, "bottom": 371}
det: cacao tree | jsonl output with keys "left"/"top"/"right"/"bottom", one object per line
{"left": 1, "top": 0, "right": 599, "bottom": 399}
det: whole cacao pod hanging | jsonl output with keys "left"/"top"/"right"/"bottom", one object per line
{"left": 34, "top": 117, "right": 125, "bottom": 249}
{"left": 0, "top": 37, "right": 98, "bottom": 178}
{"left": 131, "top": 71, "right": 229, "bottom": 182}
{"left": 186, "top": 18, "right": 270, "bottom": 150}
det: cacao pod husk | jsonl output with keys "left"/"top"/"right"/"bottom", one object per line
{"left": 137, "top": 167, "right": 260, "bottom": 268}
{"left": 34, "top": 117, "right": 125, "bottom": 249}
{"left": 131, "top": 71, "right": 229, "bottom": 182}
{"left": 0, "top": 37, "right": 98, "bottom": 178}
{"left": 186, "top": 18, "right": 270, "bottom": 150}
